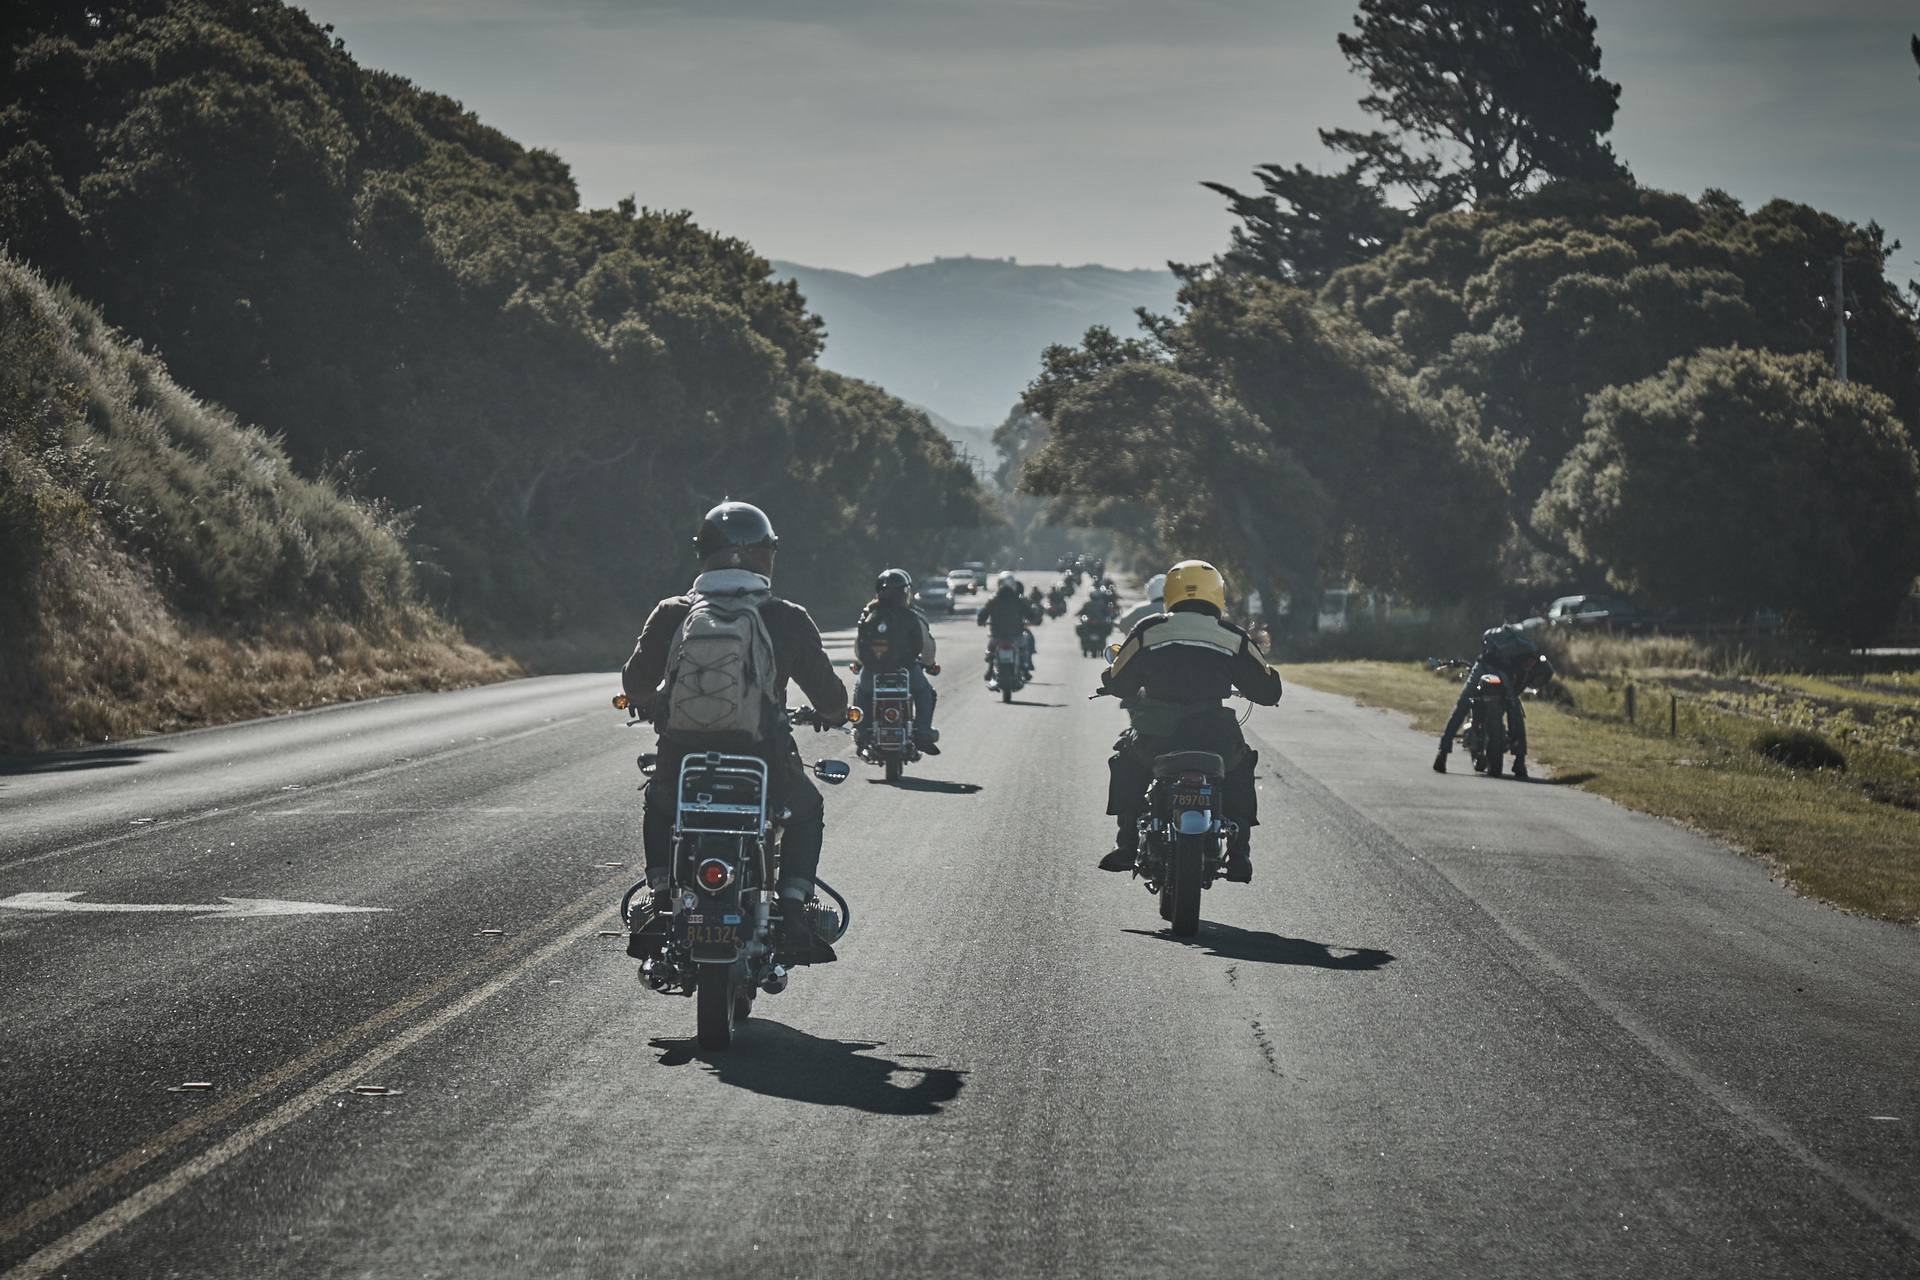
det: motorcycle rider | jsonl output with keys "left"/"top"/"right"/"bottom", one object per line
{"left": 1098, "top": 560, "right": 1281, "bottom": 884}
{"left": 976, "top": 571, "right": 1039, "bottom": 676}
{"left": 1433, "top": 623, "right": 1555, "bottom": 781}
{"left": 854, "top": 568, "right": 941, "bottom": 756}
{"left": 621, "top": 501, "right": 849, "bottom": 959}
{"left": 1076, "top": 584, "right": 1116, "bottom": 653}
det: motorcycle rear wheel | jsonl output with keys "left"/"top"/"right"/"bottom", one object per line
{"left": 695, "top": 965, "right": 736, "bottom": 1050}
{"left": 1001, "top": 686, "right": 1013, "bottom": 703}
{"left": 885, "top": 757, "right": 903, "bottom": 783}
{"left": 1485, "top": 720, "right": 1507, "bottom": 776}
{"left": 1169, "top": 835, "right": 1205, "bottom": 937}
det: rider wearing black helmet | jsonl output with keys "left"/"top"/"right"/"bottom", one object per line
{"left": 621, "top": 501, "right": 849, "bottom": 958}
{"left": 854, "top": 568, "right": 941, "bottom": 754}
{"left": 976, "top": 571, "right": 1040, "bottom": 676}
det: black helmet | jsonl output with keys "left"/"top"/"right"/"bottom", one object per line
{"left": 876, "top": 568, "right": 911, "bottom": 602}
{"left": 693, "top": 501, "right": 778, "bottom": 562}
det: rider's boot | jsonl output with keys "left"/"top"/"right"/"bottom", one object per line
{"left": 1511, "top": 756, "right": 1530, "bottom": 781}
{"left": 1224, "top": 831, "right": 1253, "bottom": 883}
{"left": 774, "top": 884, "right": 838, "bottom": 965}
{"left": 1098, "top": 824, "right": 1138, "bottom": 872}
{"left": 913, "top": 728, "right": 941, "bottom": 756}
{"left": 1432, "top": 747, "right": 1449, "bottom": 774}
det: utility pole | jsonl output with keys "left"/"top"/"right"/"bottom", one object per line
{"left": 1832, "top": 254, "right": 1849, "bottom": 385}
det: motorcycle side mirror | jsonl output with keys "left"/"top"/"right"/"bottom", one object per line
{"left": 813, "top": 759, "right": 851, "bottom": 784}
{"left": 1105, "top": 644, "right": 1122, "bottom": 663}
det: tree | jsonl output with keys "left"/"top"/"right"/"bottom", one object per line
{"left": 1336, "top": 0, "right": 1627, "bottom": 204}
{"left": 1201, "top": 160, "right": 1410, "bottom": 289}
{"left": 1534, "top": 348, "right": 1920, "bottom": 639}
{"left": 1018, "top": 360, "right": 1330, "bottom": 622}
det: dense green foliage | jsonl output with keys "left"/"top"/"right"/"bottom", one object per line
{"left": 1018, "top": 281, "right": 1509, "bottom": 625}
{"left": 1536, "top": 349, "right": 1920, "bottom": 638}
{"left": 1018, "top": 0, "right": 1920, "bottom": 637}
{"left": 0, "top": 0, "right": 988, "bottom": 636}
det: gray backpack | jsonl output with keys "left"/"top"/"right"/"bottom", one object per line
{"left": 659, "top": 586, "right": 781, "bottom": 737}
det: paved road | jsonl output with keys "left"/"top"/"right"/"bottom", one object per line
{"left": 1, "top": 611, "right": 1915, "bottom": 1278}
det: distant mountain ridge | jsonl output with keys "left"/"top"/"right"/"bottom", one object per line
{"left": 774, "top": 257, "right": 1182, "bottom": 428}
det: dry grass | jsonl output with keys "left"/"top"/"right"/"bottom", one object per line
{"left": 2, "top": 543, "right": 516, "bottom": 753}
{"left": 1281, "top": 660, "right": 1920, "bottom": 925}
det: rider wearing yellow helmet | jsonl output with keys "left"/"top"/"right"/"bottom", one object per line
{"left": 1098, "top": 560, "right": 1281, "bottom": 883}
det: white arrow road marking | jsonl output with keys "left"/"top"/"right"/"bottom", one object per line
{"left": 0, "top": 892, "right": 387, "bottom": 920}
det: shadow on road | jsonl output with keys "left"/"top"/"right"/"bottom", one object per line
{"left": 1543, "top": 771, "right": 1597, "bottom": 786}
{"left": 0, "top": 745, "right": 167, "bottom": 778}
{"left": 648, "top": 1022, "right": 966, "bottom": 1114}
{"left": 1002, "top": 699, "right": 1065, "bottom": 708}
{"left": 868, "top": 776, "right": 983, "bottom": 794}
{"left": 1125, "top": 923, "right": 1394, "bottom": 971}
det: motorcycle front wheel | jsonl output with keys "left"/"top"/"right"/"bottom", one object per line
{"left": 1169, "top": 834, "right": 1205, "bottom": 937}
{"left": 696, "top": 965, "right": 736, "bottom": 1050}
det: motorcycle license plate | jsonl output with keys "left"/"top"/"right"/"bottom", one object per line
{"left": 685, "top": 916, "right": 746, "bottom": 954}
{"left": 1172, "top": 791, "right": 1211, "bottom": 809}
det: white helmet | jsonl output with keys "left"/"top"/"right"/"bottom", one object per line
{"left": 996, "top": 571, "right": 1018, "bottom": 592}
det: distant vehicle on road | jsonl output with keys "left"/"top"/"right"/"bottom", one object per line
{"left": 947, "top": 570, "right": 978, "bottom": 596}
{"left": 915, "top": 578, "right": 953, "bottom": 614}
{"left": 1545, "top": 594, "right": 1646, "bottom": 632}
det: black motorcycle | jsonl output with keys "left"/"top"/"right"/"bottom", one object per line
{"left": 849, "top": 662, "right": 926, "bottom": 783}
{"left": 986, "top": 636, "right": 1027, "bottom": 702}
{"left": 1076, "top": 615, "right": 1112, "bottom": 658}
{"left": 1135, "top": 750, "right": 1231, "bottom": 936}
{"left": 1432, "top": 659, "right": 1516, "bottom": 776}
{"left": 614, "top": 699, "right": 852, "bottom": 1050}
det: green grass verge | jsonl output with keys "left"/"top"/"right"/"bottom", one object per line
{"left": 1279, "top": 661, "right": 1920, "bottom": 925}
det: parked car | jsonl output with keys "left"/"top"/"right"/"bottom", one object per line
{"left": 915, "top": 579, "right": 953, "bottom": 614}
{"left": 1545, "top": 594, "right": 1644, "bottom": 631}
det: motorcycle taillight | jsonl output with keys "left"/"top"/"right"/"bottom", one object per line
{"left": 1179, "top": 772, "right": 1208, "bottom": 785}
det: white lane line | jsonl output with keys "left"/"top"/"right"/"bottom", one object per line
{"left": 0, "top": 715, "right": 590, "bottom": 875}
{"left": 2, "top": 910, "right": 606, "bottom": 1280}
{"left": 0, "top": 893, "right": 387, "bottom": 919}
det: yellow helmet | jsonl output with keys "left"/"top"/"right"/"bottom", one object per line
{"left": 1163, "top": 560, "right": 1226, "bottom": 612}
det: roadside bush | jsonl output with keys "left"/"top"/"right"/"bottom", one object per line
{"left": 1753, "top": 726, "right": 1847, "bottom": 772}
{"left": 1534, "top": 348, "right": 1920, "bottom": 641}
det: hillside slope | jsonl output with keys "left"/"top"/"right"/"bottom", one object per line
{"left": 0, "top": 254, "right": 510, "bottom": 752}
{"left": 0, "top": 0, "right": 990, "bottom": 638}
{"left": 774, "top": 257, "right": 1180, "bottom": 426}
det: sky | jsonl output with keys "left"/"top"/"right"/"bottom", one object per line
{"left": 299, "top": 0, "right": 1920, "bottom": 279}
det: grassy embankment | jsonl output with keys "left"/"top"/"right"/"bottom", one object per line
{"left": 1, "top": 256, "right": 515, "bottom": 753}
{"left": 1280, "top": 633, "right": 1920, "bottom": 924}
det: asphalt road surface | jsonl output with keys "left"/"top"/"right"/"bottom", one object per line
{"left": 2, "top": 611, "right": 1916, "bottom": 1279}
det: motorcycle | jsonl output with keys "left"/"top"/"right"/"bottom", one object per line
{"left": 848, "top": 662, "right": 930, "bottom": 783}
{"left": 1076, "top": 615, "right": 1112, "bottom": 658}
{"left": 612, "top": 697, "right": 852, "bottom": 1050}
{"left": 1136, "top": 750, "right": 1231, "bottom": 937}
{"left": 1431, "top": 658, "right": 1516, "bottom": 776}
{"left": 986, "top": 636, "right": 1027, "bottom": 702}
{"left": 1093, "top": 657, "right": 1236, "bottom": 936}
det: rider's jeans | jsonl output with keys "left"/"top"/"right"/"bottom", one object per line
{"left": 855, "top": 665, "right": 936, "bottom": 735}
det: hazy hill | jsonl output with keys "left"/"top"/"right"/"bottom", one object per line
{"left": 773, "top": 257, "right": 1181, "bottom": 428}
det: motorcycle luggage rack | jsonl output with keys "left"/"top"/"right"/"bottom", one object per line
{"left": 674, "top": 752, "right": 769, "bottom": 836}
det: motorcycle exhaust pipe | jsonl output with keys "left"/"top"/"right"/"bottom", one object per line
{"left": 762, "top": 964, "right": 790, "bottom": 996}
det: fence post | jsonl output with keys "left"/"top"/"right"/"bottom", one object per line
{"left": 1625, "top": 683, "right": 1636, "bottom": 723}
{"left": 1670, "top": 693, "right": 1677, "bottom": 737}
